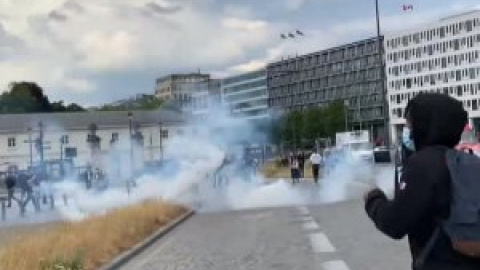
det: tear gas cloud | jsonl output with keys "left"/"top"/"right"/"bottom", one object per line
{"left": 44, "top": 104, "right": 395, "bottom": 221}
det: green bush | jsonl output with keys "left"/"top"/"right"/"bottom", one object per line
{"left": 39, "top": 251, "right": 84, "bottom": 270}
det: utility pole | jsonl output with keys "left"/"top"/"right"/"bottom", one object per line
{"left": 27, "top": 127, "right": 33, "bottom": 168}
{"left": 159, "top": 121, "right": 164, "bottom": 163}
{"left": 375, "top": 0, "right": 390, "bottom": 147}
{"left": 38, "top": 121, "right": 45, "bottom": 172}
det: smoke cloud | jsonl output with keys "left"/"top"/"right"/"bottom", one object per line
{"left": 8, "top": 104, "right": 394, "bottom": 224}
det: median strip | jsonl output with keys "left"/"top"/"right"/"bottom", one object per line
{"left": 0, "top": 200, "right": 189, "bottom": 270}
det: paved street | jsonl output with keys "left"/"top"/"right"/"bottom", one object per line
{"left": 118, "top": 200, "right": 410, "bottom": 270}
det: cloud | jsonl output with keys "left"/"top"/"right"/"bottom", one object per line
{"left": 0, "top": 0, "right": 276, "bottom": 103}
{"left": 284, "top": 0, "right": 307, "bottom": 11}
{"left": 229, "top": 60, "right": 266, "bottom": 73}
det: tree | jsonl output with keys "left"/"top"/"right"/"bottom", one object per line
{"left": 269, "top": 101, "right": 347, "bottom": 149}
{"left": 0, "top": 81, "right": 86, "bottom": 113}
{"left": 66, "top": 103, "right": 86, "bottom": 112}
{"left": 0, "top": 82, "right": 51, "bottom": 113}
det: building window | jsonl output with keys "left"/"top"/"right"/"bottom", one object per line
{"left": 161, "top": 130, "right": 169, "bottom": 138}
{"left": 111, "top": 133, "right": 119, "bottom": 142}
{"left": 7, "top": 137, "right": 16, "bottom": 148}
{"left": 61, "top": 135, "right": 69, "bottom": 145}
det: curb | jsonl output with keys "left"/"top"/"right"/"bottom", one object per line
{"left": 99, "top": 209, "right": 195, "bottom": 270}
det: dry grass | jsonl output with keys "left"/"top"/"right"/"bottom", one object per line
{"left": 260, "top": 160, "right": 315, "bottom": 179}
{"left": 0, "top": 201, "right": 187, "bottom": 270}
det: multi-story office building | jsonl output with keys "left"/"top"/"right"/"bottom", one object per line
{"left": 222, "top": 69, "right": 269, "bottom": 121}
{"left": 267, "top": 37, "right": 386, "bottom": 139}
{"left": 385, "top": 10, "right": 480, "bottom": 143}
{"left": 154, "top": 73, "right": 213, "bottom": 112}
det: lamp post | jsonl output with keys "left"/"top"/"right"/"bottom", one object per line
{"left": 60, "top": 135, "right": 68, "bottom": 177}
{"left": 375, "top": 0, "right": 390, "bottom": 146}
{"left": 158, "top": 121, "right": 164, "bottom": 163}
{"left": 128, "top": 112, "right": 134, "bottom": 176}
{"left": 38, "top": 121, "right": 45, "bottom": 173}
{"left": 344, "top": 100, "right": 350, "bottom": 131}
{"left": 27, "top": 127, "right": 33, "bottom": 168}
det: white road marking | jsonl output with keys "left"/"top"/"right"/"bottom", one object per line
{"left": 303, "top": 221, "right": 320, "bottom": 231}
{"left": 297, "top": 206, "right": 310, "bottom": 215}
{"left": 322, "top": 260, "right": 350, "bottom": 270}
{"left": 300, "top": 216, "right": 315, "bottom": 222}
{"left": 309, "top": 232, "right": 336, "bottom": 253}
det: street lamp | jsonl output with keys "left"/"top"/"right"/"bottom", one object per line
{"left": 126, "top": 112, "right": 134, "bottom": 195}
{"left": 38, "top": 121, "right": 45, "bottom": 172}
{"left": 158, "top": 121, "right": 164, "bottom": 163}
{"left": 344, "top": 100, "right": 350, "bottom": 131}
{"left": 27, "top": 127, "right": 33, "bottom": 168}
{"left": 60, "top": 135, "right": 67, "bottom": 177}
{"left": 375, "top": 0, "right": 390, "bottom": 147}
{"left": 128, "top": 112, "right": 134, "bottom": 174}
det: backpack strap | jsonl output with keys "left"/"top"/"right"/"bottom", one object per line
{"left": 413, "top": 145, "right": 450, "bottom": 270}
{"left": 413, "top": 227, "right": 441, "bottom": 270}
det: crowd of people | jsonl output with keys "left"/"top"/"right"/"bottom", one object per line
{"left": 4, "top": 165, "right": 49, "bottom": 214}
{"left": 283, "top": 148, "right": 343, "bottom": 185}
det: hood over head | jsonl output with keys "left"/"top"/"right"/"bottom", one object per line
{"left": 405, "top": 93, "right": 468, "bottom": 150}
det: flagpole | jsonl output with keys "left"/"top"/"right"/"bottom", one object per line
{"left": 375, "top": 0, "right": 390, "bottom": 148}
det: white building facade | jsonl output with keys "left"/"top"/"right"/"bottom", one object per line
{"left": 0, "top": 110, "right": 185, "bottom": 177}
{"left": 222, "top": 69, "right": 269, "bottom": 121}
{"left": 385, "top": 10, "right": 480, "bottom": 144}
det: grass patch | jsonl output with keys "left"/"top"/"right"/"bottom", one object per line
{"left": 0, "top": 201, "right": 187, "bottom": 270}
{"left": 260, "top": 160, "right": 316, "bottom": 179}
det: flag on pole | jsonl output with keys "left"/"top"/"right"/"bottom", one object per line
{"left": 402, "top": 4, "right": 413, "bottom": 11}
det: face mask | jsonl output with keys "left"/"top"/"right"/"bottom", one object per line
{"left": 402, "top": 126, "right": 416, "bottom": 152}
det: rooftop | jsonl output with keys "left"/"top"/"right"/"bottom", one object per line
{"left": 0, "top": 109, "right": 186, "bottom": 132}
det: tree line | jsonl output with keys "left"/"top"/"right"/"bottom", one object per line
{"left": 0, "top": 82, "right": 85, "bottom": 113}
{"left": 270, "top": 101, "right": 347, "bottom": 149}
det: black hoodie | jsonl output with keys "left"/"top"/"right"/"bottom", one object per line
{"left": 365, "top": 93, "right": 480, "bottom": 270}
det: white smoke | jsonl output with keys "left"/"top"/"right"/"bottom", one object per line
{"left": 43, "top": 104, "right": 394, "bottom": 221}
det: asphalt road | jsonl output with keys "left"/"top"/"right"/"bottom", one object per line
{"left": 118, "top": 200, "right": 411, "bottom": 270}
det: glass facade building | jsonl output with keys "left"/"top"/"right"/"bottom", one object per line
{"left": 267, "top": 37, "right": 387, "bottom": 138}
{"left": 222, "top": 69, "right": 269, "bottom": 121}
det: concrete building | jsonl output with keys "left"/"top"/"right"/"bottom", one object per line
{"left": 154, "top": 73, "right": 211, "bottom": 112}
{"left": 267, "top": 37, "right": 387, "bottom": 139}
{"left": 191, "top": 79, "right": 221, "bottom": 115}
{"left": 385, "top": 10, "right": 480, "bottom": 143}
{"left": 0, "top": 110, "right": 185, "bottom": 177}
{"left": 222, "top": 69, "right": 269, "bottom": 121}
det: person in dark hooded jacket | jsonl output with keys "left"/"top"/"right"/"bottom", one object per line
{"left": 365, "top": 93, "right": 480, "bottom": 270}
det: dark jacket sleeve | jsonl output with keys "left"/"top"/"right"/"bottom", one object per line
{"left": 365, "top": 156, "right": 435, "bottom": 240}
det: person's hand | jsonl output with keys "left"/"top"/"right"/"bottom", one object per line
{"left": 364, "top": 188, "right": 387, "bottom": 218}
{"left": 364, "top": 188, "right": 386, "bottom": 203}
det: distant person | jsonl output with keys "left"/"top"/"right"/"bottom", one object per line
{"left": 297, "top": 152, "right": 305, "bottom": 177}
{"left": 364, "top": 93, "right": 480, "bottom": 269}
{"left": 289, "top": 155, "right": 300, "bottom": 184}
{"left": 5, "top": 166, "right": 18, "bottom": 208}
{"left": 17, "top": 171, "right": 39, "bottom": 213}
{"left": 309, "top": 150, "right": 322, "bottom": 184}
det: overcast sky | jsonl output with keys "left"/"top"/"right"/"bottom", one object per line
{"left": 0, "top": 0, "right": 479, "bottom": 106}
